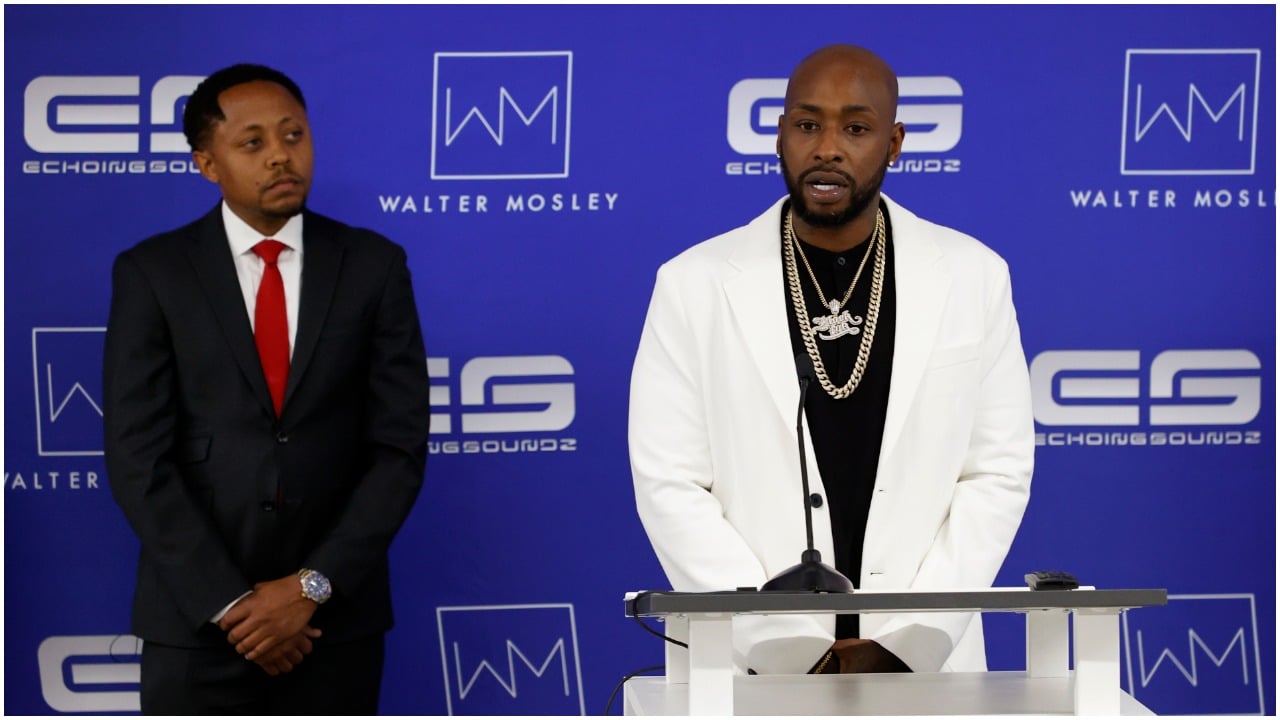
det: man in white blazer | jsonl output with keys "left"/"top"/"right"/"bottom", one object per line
{"left": 629, "top": 45, "right": 1034, "bottom": 676}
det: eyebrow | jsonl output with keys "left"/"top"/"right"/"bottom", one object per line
{"left": 230, "top": 117, "right": 301, "bottom": 132}
{"left": 793, "top": 103, "right": 876, "bottom": 115}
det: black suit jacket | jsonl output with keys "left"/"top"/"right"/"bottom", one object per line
{"left": 103, "top": 205, "right": 430, "bottom": 648}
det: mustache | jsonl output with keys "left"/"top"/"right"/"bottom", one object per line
{"left": 798, "top": 166, "right": 855, "bottom": 185}
{"left": 265, "top": 171, "right": 303, "bottom": 187}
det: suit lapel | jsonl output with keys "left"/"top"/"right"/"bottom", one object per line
{"left": 723, "top": 198, "right": 796, "bottom": 429}
{"left": 878, "top": 196, "right": 949, "bottom": 463}
{"left": 283, "top": 212, "right": 343, "bottom": 411}
{"left": 186, "top": 206, "right": 277, "bottom": 418}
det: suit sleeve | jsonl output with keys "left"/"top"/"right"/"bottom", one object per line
{"left": 630, "top": 263, "right": 833, "bottom": 674}
{"left": 871, "top": 258, "right": 1035, "bottom": 672}
{"left": 103, "top": 251, "right": 251, "bottom": 628}
{"left": 302, "top": 245, "right": 430, "bottom": 595}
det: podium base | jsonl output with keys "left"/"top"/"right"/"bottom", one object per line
{"left": 761, "top": 551, "right": 853, "bottom": 593}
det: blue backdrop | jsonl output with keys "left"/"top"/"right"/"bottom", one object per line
{"left": 4, "top": 4, "right": 1274, "bottom": 715}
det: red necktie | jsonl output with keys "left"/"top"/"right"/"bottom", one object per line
{"left": 252, "top": 240, "right": 289, "bottom": 416}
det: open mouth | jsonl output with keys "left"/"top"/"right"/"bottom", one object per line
{"left": 802, "top": 171, "right": 851, "bottom": 202}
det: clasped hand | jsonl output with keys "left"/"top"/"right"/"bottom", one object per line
{"left": 828, "top": 638, "right": 911, "bottom": 674}
{"left": 218, "top": 576, "right": 322, "bottom": 676}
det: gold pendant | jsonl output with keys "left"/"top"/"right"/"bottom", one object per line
{"left": 811, "top": 299, "right": 863, "bottom": 341}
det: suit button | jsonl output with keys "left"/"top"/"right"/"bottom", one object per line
{"left": 809, "top": 493, "right": 823, "bottom": 508}
{"left": 275, "top": 432, "right": 289, "bottom": 444}
{"left": 261, "top": 501, "right": 276, "bottom": 512}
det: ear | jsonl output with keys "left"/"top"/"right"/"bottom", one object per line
{"left": 192, "top": 149, "right": 219, "bottom": 184}
{"left": 888, "top": 122, "right": 906, "bottom": 166}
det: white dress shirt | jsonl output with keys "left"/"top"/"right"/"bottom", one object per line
{"left": 222, "top": 202, "right": 303, "bottom": 357}
{"left": 210, "top": 203, "right": 305, "bottom": 623}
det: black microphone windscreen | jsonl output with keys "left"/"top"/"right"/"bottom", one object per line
{"left": 794, "top": 353, "right": 816, "bottom": 382}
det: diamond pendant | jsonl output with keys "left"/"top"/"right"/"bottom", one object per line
{"left": 812, "top": 299, "right": 863, "bottom": 341}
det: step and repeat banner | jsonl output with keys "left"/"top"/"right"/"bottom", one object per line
{"left": 4, "top": 5, "right": 1274, "bottom": 715}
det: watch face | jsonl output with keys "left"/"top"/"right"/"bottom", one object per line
{"left": 302, "top": 571, "right": 331, "bottom": 602}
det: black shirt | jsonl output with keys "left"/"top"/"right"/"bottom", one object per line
{"left": 781, "top": 200, "right": 897, "bottom": 640}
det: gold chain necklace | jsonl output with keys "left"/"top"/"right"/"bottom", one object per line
{"left": 793, "top": 218, "right": 876, "bottom": 324}
{"left": 783, "top": 208, "right": 885, "bottom": 400}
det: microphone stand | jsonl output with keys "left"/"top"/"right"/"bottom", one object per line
{"left": 761, "top": 354, "right": 854, "bottom": 593}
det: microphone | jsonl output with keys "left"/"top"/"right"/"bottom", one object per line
{"left": 760, "top": 353, "right": 854, "bottom": 593}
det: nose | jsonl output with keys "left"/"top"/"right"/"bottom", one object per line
{"left": 813, "top": 126, "right": 844, "bottom": 164}
{"left": 264, "top": 137, "right": 290, "bottom": 168}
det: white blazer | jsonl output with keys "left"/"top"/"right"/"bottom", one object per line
{"left": 629, "top": 195, "right": 1034, "bottom": 675}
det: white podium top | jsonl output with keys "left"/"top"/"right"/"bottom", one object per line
{"left": 626, "top": 586, "right": 1167, "bottom": 616}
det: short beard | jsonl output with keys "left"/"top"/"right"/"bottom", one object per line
{"left": 261, "top": 197, "right": 307, "bottom": 220}
{"left": 781, "top": 153, "right": 889, "bottom": 228}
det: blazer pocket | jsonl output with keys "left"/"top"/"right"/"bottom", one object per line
{"left": 319, "top": 320, "right": 370, "bottom": 345}
{"left": 927, "top": 343, "right": 980, "bottom": 370}
{"left": 176, "top": 435, "right": 211, "bottom": 464}
{"left": 321, "top": 304, "right": 375, "bottom": 340}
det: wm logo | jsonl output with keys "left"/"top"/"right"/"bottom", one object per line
{"left": 442, "top": 87, "right": 561, "bottom": 148}
{"left": 437, "top": 604, "right": 584, "bottom": 715}
{"left": 452, "top": 638, "right": 570, "bottom": 700}
{"left": 1130, "top": 84, "right": 1248, "bottom": 144}
{"left": 431, "top": 52, "right": 572, "bottom": 180}
{"left": 1136, "top": 628, "right": 1249, "bottom": 687}
{"left": 1121, "top": 49, "right": 1260, "bottom": 175}
{"left": 32, "top": 328, "right": 106, "bottom": 456}
{"left": 1123, "top": 594, "right": 1265, "bottom": 714}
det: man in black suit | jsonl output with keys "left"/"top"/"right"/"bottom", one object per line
{"left": 103, "top": 64, "right": 430, "bottom": 714}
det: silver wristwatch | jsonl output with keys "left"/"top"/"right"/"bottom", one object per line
{"left": 298, "top": 568, "right": 332, "bottom": 604}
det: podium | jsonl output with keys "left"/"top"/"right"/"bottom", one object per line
{"left": 622, "top": 587, "right": 1167, "bottom": 716}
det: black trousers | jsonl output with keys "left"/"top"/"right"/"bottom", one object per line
{"left": 140, "top": 634, "right": 384, "bottom": 715}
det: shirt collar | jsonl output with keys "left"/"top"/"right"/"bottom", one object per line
{"left": 222, "top": 201, "right": 304, "bottom": 257}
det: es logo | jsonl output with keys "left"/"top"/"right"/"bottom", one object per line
{"left": 38, "top": 635, "right": 142, "bottom": 713}
{"left": 24, "top": 75, "right": 202, "bottom": 154}
{"left": 1029, "top": 349, "right": 1261, "bottom": 427}
{"left": 428, "top": 355, "right": 575, "bottom": 435}
{"left": 726, "top": 76, "right": 963, "bottom": 155}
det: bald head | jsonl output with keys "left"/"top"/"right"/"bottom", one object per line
{"left": 785, "top": 45, "right": 899, "bottom": 120}
{"left": 776, "top": 44, "right": 905, "bottom": 244}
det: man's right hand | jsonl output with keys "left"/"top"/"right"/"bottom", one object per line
{"left": 249, "top": 625, "right": 322, "bottom": 676}
{"left": 829, "top": 638, "right": 911, "bottom": 673}
{"left": 219, "top": 576, "right": 320, "bottom": 661}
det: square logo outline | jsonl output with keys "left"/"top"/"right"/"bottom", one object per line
{"left": 1119, "top": 48, "right": 1261, "bottom": 176}
{"left": 1121, "top": 593, "right": 1265, "bottom": 714}
{"left": 32, "top": 327, "right": 107, "bottom": 457}
{"left": 435, "top": 602, "right": 585, "bottom": 715}
{"left": 430, "top": 51, "right": 574, "bottom": 181}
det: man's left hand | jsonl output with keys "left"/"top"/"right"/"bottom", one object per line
{"left": 252, "top": 625, "right": 322, "bottom": 676}
{"left": 830, "top": 638, "right": 911, "bottom": 673}
{"left": 218, "top": 575, "right": 318, "bottom": 661}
